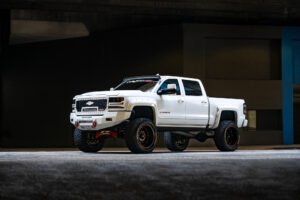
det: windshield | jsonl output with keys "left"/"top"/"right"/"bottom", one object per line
{"left": 114, "top": 80, "right": 158, "bottom": 92}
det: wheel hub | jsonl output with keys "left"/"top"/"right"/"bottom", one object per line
{"left": 138, "top": 131, "right": 146, "bottom": 142}
{"left": 175, "top": 135, "right": 187, "bottom": 147}
{"left": 87, "top": 133, "right": 100, "bottom": 145}
{"left": 137, "top": 124, "right": 155, "bottom": 148}
{"left": 225, "top": 127, "right": 238, "bottom": 146}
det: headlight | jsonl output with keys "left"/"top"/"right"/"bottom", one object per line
{"left": 109, "top": 97, "right": 124, "bottom": 103}
{"left": 108, "top": 97, "right": 125, "bottom": 109}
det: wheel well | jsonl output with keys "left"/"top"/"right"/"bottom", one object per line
{"left": 220, "top": 111, "right": 236, "bottom": 123}
{"left": 130, "top": 106, "right": 154, "bottom": 122}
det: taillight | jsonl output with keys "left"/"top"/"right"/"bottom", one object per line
{"left": 75, "top": 121, "right": 79, "bottom": 128}
{"left": 243, "top": 103, "right": 247, "bottom": 114}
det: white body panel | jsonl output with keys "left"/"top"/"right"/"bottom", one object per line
{"left": 184, "top": 96, "right": 208, "bottom": 127}
{"left": 70, "top": 75, "right": 248, "bottom": 130}
{"left": 156, "top": 95, "right": 186, "bottom": 126}
{"left": 208, "top": 97, "right": 247, "bottom": 129}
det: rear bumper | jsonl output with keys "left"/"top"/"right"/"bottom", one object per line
{"left": 70, "top": 110, "right": 131, "bottom": 130}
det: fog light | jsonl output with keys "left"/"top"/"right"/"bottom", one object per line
{"left": 92, "top": 120, "right": 97, "bottom": 128}
{"left": 75, "top": 121, "right": 79, "bottom": 128}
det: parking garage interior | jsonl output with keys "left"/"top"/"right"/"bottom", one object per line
{"left": 1, "top": 1, "right": 300, "bottom": 200}
{"left": 0, "top": 1, "right": 300, "bottom": 148}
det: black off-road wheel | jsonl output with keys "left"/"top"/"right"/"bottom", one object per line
{"left": 125, "top": 118, "right": 157, "bottom": 153}
{"left": 214, "top": 120, "right": 239, "bottom": 151}
{"left": 164, "top": 132, "right": 190, "bottom": 152}
{"left": 74, "top": 128, "right": 105, "bottom": 152}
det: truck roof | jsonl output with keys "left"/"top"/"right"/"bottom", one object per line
{"left": 123, "top": 75, "right": 199, "bottom": 82}
{"left": 123, "top": 75, "right": 161, "bottom": 82}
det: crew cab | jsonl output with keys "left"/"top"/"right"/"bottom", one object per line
{"left": 70, "top": 75, "right": 248, "bottom": 153}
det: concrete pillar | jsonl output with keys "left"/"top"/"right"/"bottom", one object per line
{"left": 0, "top": 10, "right": 10, "bottom": 54}
{"left": 0, "top": 10, "right": 10, "bottom": 146}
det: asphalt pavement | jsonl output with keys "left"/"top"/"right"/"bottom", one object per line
{"left": 0, "top": 149, "right": 300, "bottom": 200}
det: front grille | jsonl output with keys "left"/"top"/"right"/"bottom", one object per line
{"left": 76, "top": 99, "right": 107, "bottom": 112}
{"left": 82, "top": 107, "right": 98, "bottom": 112}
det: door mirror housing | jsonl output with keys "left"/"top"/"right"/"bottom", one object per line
{"left": 157, "top": 88, "right": 177, "bottom": 95}
{"left": 157, "top": 83, "right": 177, "bottom": 95}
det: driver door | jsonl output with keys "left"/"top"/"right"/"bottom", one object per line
{"left": 156, "top": 79, "right": 186, "bottom": 126}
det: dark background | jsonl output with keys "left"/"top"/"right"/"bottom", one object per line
{"left": 1, "top": 0, "right": 300, "bottom": 147}
{"left": 1, "top": 25, "right": 183, "bottom": 147}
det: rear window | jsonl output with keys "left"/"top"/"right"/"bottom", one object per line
{"left": 182, "top": 80, "right": 202, "bottom": 96}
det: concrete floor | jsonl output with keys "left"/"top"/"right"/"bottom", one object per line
{"left": 0, "top": 149, "right": 300, "bottom": 200}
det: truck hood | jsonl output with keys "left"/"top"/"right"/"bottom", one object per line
{"left": 75, "top": 90, "right": 152, "bottom": 99}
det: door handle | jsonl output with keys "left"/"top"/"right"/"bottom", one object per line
{"left": 201, "top": 101, "right": 207, "bottom": 104}
{"left": 178, "top": 99, "right": 184, "bottom": 104}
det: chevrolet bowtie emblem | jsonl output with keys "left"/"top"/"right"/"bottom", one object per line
{"left": 86, "top": 101, "right": 94, "bottom": 106}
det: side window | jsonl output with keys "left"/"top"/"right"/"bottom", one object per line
{"left": 158, "top": 79, "right": 181, "bottom": 95}
{"left": 182, "top": 80, "right": 202, "bottom": 96}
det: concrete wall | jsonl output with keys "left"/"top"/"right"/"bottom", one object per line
{"left": 0, "top": 10, "right": 10, "bottom": 54}
{"left": 183, "top": 24, "right": 283, "bottom": 145}
{"left": 0, "top": 10, "right": 10, "bottom": 147}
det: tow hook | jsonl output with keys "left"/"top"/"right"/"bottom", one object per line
{"left": 92, "top": 120, "right": 97, "bottom": 128}
{"left": 75, "top": 121, "right": 79, "bottom": 128}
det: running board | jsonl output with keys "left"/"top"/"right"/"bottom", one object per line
{"left": 161, "top": 130, "right": 214, "bottom": 142}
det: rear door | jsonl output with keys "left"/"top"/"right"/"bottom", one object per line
{"left": 182, "top": 79, "right": 209, "bottom": 127}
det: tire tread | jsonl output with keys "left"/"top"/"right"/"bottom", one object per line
{"left": 214, "top": 120, "right": 239, "bottom": 151}
{"left": 74, "top": 128, "right": 105, "bottom": 152}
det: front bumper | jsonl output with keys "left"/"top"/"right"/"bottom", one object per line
{"left": 70, "top": 110, "right": 132, "bottom": 130}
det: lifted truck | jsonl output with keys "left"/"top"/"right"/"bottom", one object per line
{"left": 70, "top": 75, "right": 248, "bottom": 153}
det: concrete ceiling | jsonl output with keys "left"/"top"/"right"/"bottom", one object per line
{"left": 10, "top": 20, "right": 89, "bottom": 44}
{"left": 3, "top": 0, "right": 300, "bottom": 44}
{"left": 1, "top": 0, "right": 300, "bottom": 25}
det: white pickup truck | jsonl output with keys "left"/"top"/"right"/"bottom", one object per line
{"left": 70, "top": 75, "right": 248, "bottom": 153}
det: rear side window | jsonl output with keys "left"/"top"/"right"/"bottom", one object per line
{"left": 182, "top": 80, "right": 202, "bottom": 96}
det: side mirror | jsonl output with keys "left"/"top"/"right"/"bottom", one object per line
{"left": 157, "top": 84, "right": 177, "bottom": 95}
{"left": 157, "top": 88, "right": 177, "bottom": 95}
{"left": 110, "top": 88, "right": 114, "bottom": 91}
